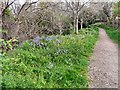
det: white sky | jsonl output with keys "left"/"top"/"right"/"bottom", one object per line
{"left": 18, "top": 0, "right": 119, "bottom": 4}
{"left": 19, "top": 0, "right": 37, "bottom": 4}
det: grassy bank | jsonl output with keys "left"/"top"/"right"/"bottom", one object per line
{"left": 1, "top": 26, "right": 98, "bottom": 88}
{"left": 96, "top": 24, "right": 120, "bottom": 44}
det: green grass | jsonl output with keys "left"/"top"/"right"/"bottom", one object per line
{"left": 96, "top": 24, "right": 120, "bottom": 44}
{"left": 1, "top": 26, "right": 99, "bottom": 88}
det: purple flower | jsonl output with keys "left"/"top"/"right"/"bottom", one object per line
{"left": 33, "top": 36, "right": 40, "bottom": 43}
{"left": 56, "top": 39, "right": 61, "bottom": 44}
{"left": 50, "top": 35, "right": 58, "bottom": 39}
{"left": 51, "top": 35, "right": 56, "bottom": 38}
{"left": 45, "top": 37, "right": 52, "bottom": 41}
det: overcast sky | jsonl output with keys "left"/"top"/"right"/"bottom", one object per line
{"left": 19, "top": 0, "right": 37, "bottom": 4}
{"left": 19, "top": 0, "right": 119, "bottom": 4}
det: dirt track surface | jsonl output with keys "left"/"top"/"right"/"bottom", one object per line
{"left": 88, "top": 28, "right": 118, "bottom": 88}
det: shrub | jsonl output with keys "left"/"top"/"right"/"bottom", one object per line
{"left": 0, "top": 38, "right": 18, "bottom": 54}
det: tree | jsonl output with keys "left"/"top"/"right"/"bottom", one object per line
{"left": 65, "top": 0, "right": 91, "bottom": 34}
{"left": 112, "top": 1, "right": 120, "bottom": 17}
{"left": 112, "top": 1, "right": 120, "bottom": 28}
{"left": 1, "top": 0, "right": 16, "bottom": 40}
{"left": 80, "top": 7, "right": 96, "bottom": 27}
{"left": 102, "top": 2, "right": 113, "bottom": 25}
{"left": 12, "top": 0, "right": 38, "bottom": 38}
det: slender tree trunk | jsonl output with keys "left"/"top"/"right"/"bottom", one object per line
{"left": 73, "top": 17, "right": 76, "bottom": 33}
{"left": 73, "top": 11, "right": 79, "bottom": 34}
{"left": 112, "top": 17, "right": 115, "bottom": 28}
{"left": 59, "top": 23, "right": 62, "bottom": 35}
{"left": 14, "top": 20, "right": 20, "bottom": 38}
{"left": 107, "top": 17, "right": 111, "bottom": 26}
{"left": 76, "top": 15, "right": 79, "bottom": 34}
{"left": 80, "top": 18, "right": 83, "bottom": 30}
{"left": 58, "top": 13, "right": 62, "bottom": 35}
{"left": 2, "top": 14, "right": 8, "bottom": 40}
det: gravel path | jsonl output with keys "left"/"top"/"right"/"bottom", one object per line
{"left": 88, "top": 28, "right": 118, "bottom": 88}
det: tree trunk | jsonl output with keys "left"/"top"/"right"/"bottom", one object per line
{"left": 73, "top": 17, "right": 76, "bottom": 33}
{"left": 75, "top": 15, "right": 78, "bottom": 34}
{"left": 80, "top": 18, "right": 83, "bottom": 30}
{"left": 107, "top": 17, "right": 111, "bottom": 26}
{"left": 59, "top": 23, "right": 62, "bottom": 35}
{"left": 14, "top": 20, "right": 20, "bottom": 38}
{"left": 2, "top": 14, "right": 8, "bottom": 40}
{"left": 112, "top": 17, "right": 115, "bottom": 28}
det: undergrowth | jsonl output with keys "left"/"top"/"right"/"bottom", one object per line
{"left": 1, "top": 25, "right": 99, "bottom": 88}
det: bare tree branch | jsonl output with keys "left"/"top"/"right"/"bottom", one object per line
{"left": 2, "top": 0, "right": 16, "bottom": 14}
